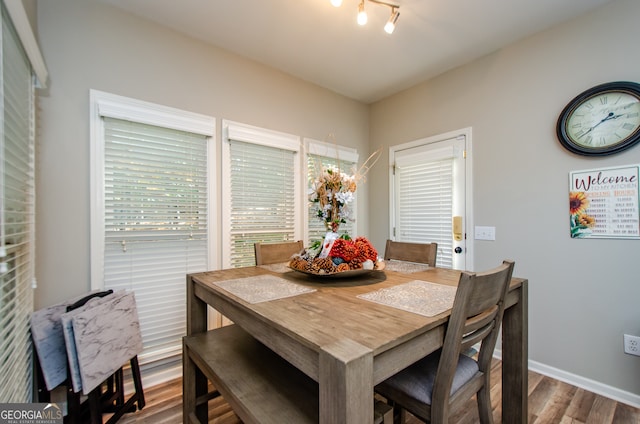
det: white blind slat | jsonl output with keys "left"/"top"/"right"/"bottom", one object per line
{"left": 102, "top": 117, "right": 209, "bottom": 366}
{"left": 0, "top": 3, "right": 35, "bottom": 403}
{"left": 228, "top": 139, "right": 296, "bottom": 268}
{"left": 396, "top": 157, "right": 454, "bottom": 269}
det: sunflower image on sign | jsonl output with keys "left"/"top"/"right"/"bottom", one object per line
{"left": 569, "top": 191, "right": 596, "bottom": 238}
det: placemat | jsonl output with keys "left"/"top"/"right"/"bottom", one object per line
{"left": 384, "top": 260, "right": 431, "bottom": 274}
{"left": 215, "top": 274, "right": 316, "bottom": 304}
{"left": 258, "top": 262, "right": 291, "bottom": 273}
{"left": 358, "top": 280, "right": 457, "bottom": 317}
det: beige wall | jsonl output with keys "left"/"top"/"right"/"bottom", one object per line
{"left": 369, "top": 0, "right": 640, "bottom": 402}
{"left": 34, "top": 0, "right": 369, "bottom": 306}
{"left": 35, "top": 0, "right": 640, "bottom": 405}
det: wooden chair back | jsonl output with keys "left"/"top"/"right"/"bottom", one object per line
{"left": 431, "top": 259, "right": 515, "bottom": 422}
{"left": 383, "top": 240, "right": 438, "bottom": 266}
{"left": 254, "top": 240, "right": 304, "bottom": 265}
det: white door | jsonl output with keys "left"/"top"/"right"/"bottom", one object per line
{"left": 390, "top": 129, "right": 471, "bottom": 270}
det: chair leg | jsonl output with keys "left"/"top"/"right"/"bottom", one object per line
{"left": 130, "top": 356, "right": 145, "bottom": 410}
{"left": 392, "top": 405, "right": 407, "bottom": 424}
{"left": 476, "top": 384, "right": 495, "bottom": 424}
{"left": 66, "top": 385, "right": 81, "bottom": 424}
{"left": 88, "top": 386, "right": 103, "bottom": 424}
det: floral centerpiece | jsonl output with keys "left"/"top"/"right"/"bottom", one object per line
{"left": 308, "top": 165, "right": 357, "bottom": 233}
{"left": 289, "top": 236, "right": 380, "bottom": 274}
{"left": 289, "top": 145, "right": 383, "bottom": 275}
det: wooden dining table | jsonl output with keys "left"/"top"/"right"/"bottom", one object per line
{"left": 185, "top": 263, "right": 528, "bottom": 424}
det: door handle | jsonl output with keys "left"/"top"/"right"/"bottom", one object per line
{"left": 452, "top": 216, "right": 463, "bottom": 241}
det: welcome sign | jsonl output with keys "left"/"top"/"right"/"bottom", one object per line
{"left": 569, "top": 165, "right": 640, "bottom": 239}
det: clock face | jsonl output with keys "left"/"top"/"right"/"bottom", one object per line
{"left": 557, "top": 82, "right": 640, "bottom": 156}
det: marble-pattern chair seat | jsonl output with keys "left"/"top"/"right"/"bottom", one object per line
{"left": 31, "top": 290, "right": 107, "bottom": 391}
{"left": 31, "top": 289, "right": 145, "bottom": 423}
{"left": 61, "top": 290, "right": 142, "bottom": 394}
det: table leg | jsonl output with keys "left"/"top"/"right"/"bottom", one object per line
{"left": 182, "top": 343, "right": 208, "bottom": 423}
{"left": 319, "top": 339, "right": 373, "bottom": 424}
{"left": 502, "top": 281, "right": 529, "bottom": 423}
{"left": 187, "top": 274, "right": 207, "bottom": 335}
{"left": 185, "top": 275, "right": 209, "bottom": 423}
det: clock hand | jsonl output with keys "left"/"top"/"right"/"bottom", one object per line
{"left": 577, "top": 112, "right": 623, "bottom": 139}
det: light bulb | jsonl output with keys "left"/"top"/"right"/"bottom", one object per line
{"left": 384, "top": 10, "right": 400, "bottom": 34}
{"left": 357, "top": 2, "right": 368, "bottom": 26}
{"left": 330, "top": 0, "right": 342, "bottom": 7}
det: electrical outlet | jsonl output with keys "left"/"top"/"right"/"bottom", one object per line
{"left": 624, "top": 334, "right": 640, "bottom": 356}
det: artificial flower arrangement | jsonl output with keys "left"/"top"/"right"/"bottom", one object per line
{"left": 289, "top": 144, "right": 383, "bottom": 275}
{"left": 289, "top": 236, "right": 381, "bottom": 274}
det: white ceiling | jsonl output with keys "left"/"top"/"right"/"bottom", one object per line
{"left": 96, "top": 0, "right": 613, "bottom": 104}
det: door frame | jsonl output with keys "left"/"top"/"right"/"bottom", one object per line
{"left": 388, "top": 127, "right": 474, "bottom": 271}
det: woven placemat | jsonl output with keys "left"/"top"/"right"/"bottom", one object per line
{"left": 215, "top": 274, "right": 315, "bottom": 304}
{"left": 258, "top": 262, "right": 291, "bottom": 273}
{"left": 384, "top": 260, "right": 430, "bottom": 274}
{"left": 358, "top": 280, "right": 456, "bottom": 317}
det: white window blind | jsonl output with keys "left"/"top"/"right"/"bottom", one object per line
{"left": 91, "top": 91, "right": 215, "bottom": 385}
{"left": 222, "top": 121, "right": 301, "bottom": 269}
{"left": 0, "top": 3, "right": 35, "bottom": 403}
{"left": 102, "top": 117, "right": 209, "bottom": 364}
{"left": 306, "top": 140, "right": 358, "bottom": 244}
{"left": 228, "top": 140, "right": 296, "bottom": 267}
{"left": 394, "top": 146, "right": 455, "bottom": 268}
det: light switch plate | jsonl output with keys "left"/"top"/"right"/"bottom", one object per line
{"left": 475, "top": 226, "right": 496, "bottom": 241}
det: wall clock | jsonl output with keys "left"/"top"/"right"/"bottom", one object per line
{"left": 556, "top": 81, "right": 640, "bottom": 156}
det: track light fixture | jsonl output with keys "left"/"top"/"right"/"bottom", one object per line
{"left": 331, "top": 0, "right": 401, "bottom": 34}
{"left": 357, "top": 1, "right": 368, "bottom": 26}
{"left": 384, "top": 7, "right": 400, "bottom": 34}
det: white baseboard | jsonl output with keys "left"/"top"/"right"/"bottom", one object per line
{"left": 494, "top": 349, "right": 640, "bottom": 409}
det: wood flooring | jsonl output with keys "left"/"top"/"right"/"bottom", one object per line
{"left": 114, "top": 359, "right": 640, "bottom": 424}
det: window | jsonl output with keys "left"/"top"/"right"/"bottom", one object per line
{"left": 90, "top": 90, "right": 215, "bottom": 385}
{"left": 222, "top": 120, "right": 301, "bottom": 268}
{"left": 0, "top": 3, "right": 35, "bottom": 403}
{"left": 305, "top": 139, "right": 358, "bottom": 244}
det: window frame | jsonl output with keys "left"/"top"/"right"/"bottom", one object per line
{"left": 89, "top": 91, "right": 216, "bottom": 385}
{"left": 90, "top": 90, "right": 217, "bottom": 287}
{"left": 220, "top": 120, "right": 302, "bottom": 269}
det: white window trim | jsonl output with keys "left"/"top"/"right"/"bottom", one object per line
{"left": 89, "top": 90, "right": 217, "bottom": 289}
{"left": 305, "top": 138, "right": 359, "bottom": 163}
{"left": 221, "top": 120, "right": 302, "bottom": 268}
{"left": 3, "top": 0, "right": 48, "bottom": 88}
{"left": 304, "top": 138, "right": 359, "bottom": 241}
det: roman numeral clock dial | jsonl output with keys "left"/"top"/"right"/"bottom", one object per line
{"left": 557, "top": 81, "right": 640, "bottom": 156}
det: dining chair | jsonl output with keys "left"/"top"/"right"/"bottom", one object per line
{"left": 383, "top": 240, "right": 438, "bottom": 266}
{"left": 375, "top": 259, "right": 515, "bottom": 424}
{"left": 254, "top": 240, "right": 304, "bottom": 265}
